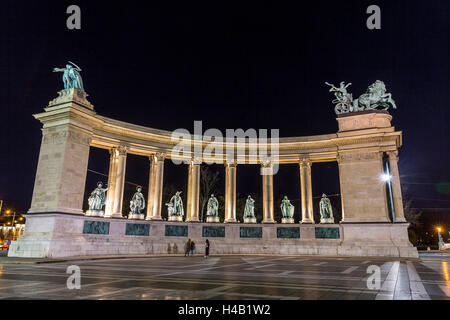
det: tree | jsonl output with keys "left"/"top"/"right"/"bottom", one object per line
{"left": 403, "top": 199, "right": 422, "bottom": 228}
{"left": 199, "top": 166, "right": 220, "bottom": 221}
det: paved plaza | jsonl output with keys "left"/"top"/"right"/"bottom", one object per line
{"left": 0, "top": 253, "right": 448, "bottom": 300}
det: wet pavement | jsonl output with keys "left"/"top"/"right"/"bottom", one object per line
{"left": 0, "top": 253, "right": 448, "bottom": 300}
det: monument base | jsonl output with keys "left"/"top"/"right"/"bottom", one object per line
{"left": 85, "top": 210, "right": 104, "bottom": 217}
{"left": 244, "top": 217, "right": 257, "bottom": 224}
{"left": 206, "top": 216, "right": 220, "bottom": 223}
{"left": 168, "top": 216, "right": 183, "bottom": 222}
{"left": 320, "top": 218, "right": 335, "bottom": 224}
{"left": 8, "top": 214, "right": 418, "bottom": 259}
{"left": 281, "top": 218, "right": 295, "bottom": 224}
{"left": 128, "top": 213, "right": 144, "bottom": 220}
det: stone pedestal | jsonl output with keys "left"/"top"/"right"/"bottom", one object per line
{"left": 85, "top": 210, "right": 104, "bottom": 217}
{"left": 244, "top": 217, "right": 257, "bottom": 224}
{"left": 281, "top": 218, "right": 294, "bottom": 224}
{"left": 320, "top": 218, "right": 335, "bottom": 224}
{"left": 128, "top": 213, "right": 144, "bottom": 220}
{"left": 336, "top": 110, "right": 392, "bottom": 132}
{"left": 206, "top": 216, "right": 220, "bottom": 223}
{"left": 168, "top": 216, "right": 183, "bottom": 222}
{"left": 337, "top": 111, "right": 394, "bottom": 223}
{"left": 8, "top": 215, "right": 418, "bottom": 259}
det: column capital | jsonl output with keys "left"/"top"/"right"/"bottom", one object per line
{"left": 190, "top": 156, "right": 202, "bottom": 165}
{"left": 260, "top": 159, "right": 273, "bottom": 168}
{"left": 387, "top": 150, "right": 399, "bottom": 161}
{"left": 225, "top": 159, "right": 237, "bottom": 168}
{"left": 150, "top": 152, "right": 166, "bottom": 162}
{"left": 299, "top": 158, "right": 311, "bottom": 167}
{"left": 117, "top": 145, "right": 128, "bottom": 156}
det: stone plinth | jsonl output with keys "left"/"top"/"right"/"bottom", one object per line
{"left": 128, "top": 213, "right": 144, "bottom": 220}
{"left": 8, "top": 214, "right": 418, "bottom": 258}
{"left": 244, "top": 217, "right": 257, "bottom": 224}
{"left": 85, "top": 210, "right": 104, "bottom": 217}
{"left": 281, "top": 218, "right": 294, "bottom": 224}
{"left": 168, "top": 216, "right": 183, "bottom": 222}
{"left": 320, "top": 218, "right": 335, "bottom": 224}
{"left": 206, "top": 216, "right": 220, "bottom": 223}
{"left": 336, "top": 110, "right": 392, "bottom": 132}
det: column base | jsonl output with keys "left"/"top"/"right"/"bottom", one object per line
{"left": 281, "top": 218, "right": 295, "bottom": 224}
{"left": 225, "top": 218, "right": 238, "bottom": 223}
{"left": 301, "top": 219, "right": 314, "bottom": 224}
{"left": 263, "top": 220, "right": 276, "bottom": 224}
{"left": 186, "top": 218, "right": 200, "bottom": 222}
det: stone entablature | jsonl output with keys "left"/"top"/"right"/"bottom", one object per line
{"left": 33, "top": 91, "right": 401, "bottom": 165}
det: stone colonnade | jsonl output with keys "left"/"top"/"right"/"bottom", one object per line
{"left": 93, "top": 147, "right": 406, "bottom": 224}
{"left": 26, "top": 89, "right": 406, "bottom": 225}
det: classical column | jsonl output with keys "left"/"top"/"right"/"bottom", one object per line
{"left": 299, "top": 160, "right": 314, "bottom": 223}
{"left": 225, "top": 161, "right": 237, "bottom": 223}
{"left": 261, "top": 162, "right": 275, "bottom": 223}
{"left": 145, "top": 155, "right": 156, "bottom": 220}
{"left": 151, "top": 153, "right": 165, "bottom": 220}
{"left": 387, "top": 151, "right": 406, "bottom": 222}
{"left": 104, "top": 147, "right": 119, "bottom": 217}
{"left": 111, "top": 146, "right": 127, "bottom": 218}
{"left": 186, "top": 160, "right": 201, "bottom": 222}
{"left": 337, "top": 157, "right": 345, "bottom": 222}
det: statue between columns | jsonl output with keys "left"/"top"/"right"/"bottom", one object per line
{"left": 166, "top": 191, "right": 184, "bottom": 222}
{"left": 86, "top": 182, "right": 108, "bottom": 217}
{"left": 319, "top": 194, "right": 334, "bottom": 224}
{"left": 129, "top": 186, "right": 145, "bottom": 220}
{"left": 243, "top": 195, "right": 256, "bottom": 223}
{"left": 206, "top": 194, "right": 219, "bottom": 223}
{"left": 280, "top": 196, "right": 295, "bottom": 223}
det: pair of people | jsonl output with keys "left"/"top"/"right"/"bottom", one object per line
{"left": 184, "top": 239, "right": 210, "bottom": 258}
{"left": 184, "top": 239, "right": 195, "bottom": 256}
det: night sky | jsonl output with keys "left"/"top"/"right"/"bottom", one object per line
{"left": 0, "top": 1, "right": 449, "bottom": 223}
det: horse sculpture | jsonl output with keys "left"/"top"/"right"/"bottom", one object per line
{"left": 326, "top": 80, "right": 397, "bottom": 115}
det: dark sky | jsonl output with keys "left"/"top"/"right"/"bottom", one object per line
{"left": 0, "top": 1, "right": 449, "bottom": 215}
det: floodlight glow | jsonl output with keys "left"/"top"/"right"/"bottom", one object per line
{"left": 380, "top": 173, "right": 392, "bottom": 182}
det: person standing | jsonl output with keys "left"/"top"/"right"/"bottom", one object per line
{"left": 184, "top": 238, "right": 191, "bottom": 257}
{"left": 204, "top": 239, "right": 210, "bottom": 259}
{"left": 190, "top": 240, "right": 195, "bottom": 256}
